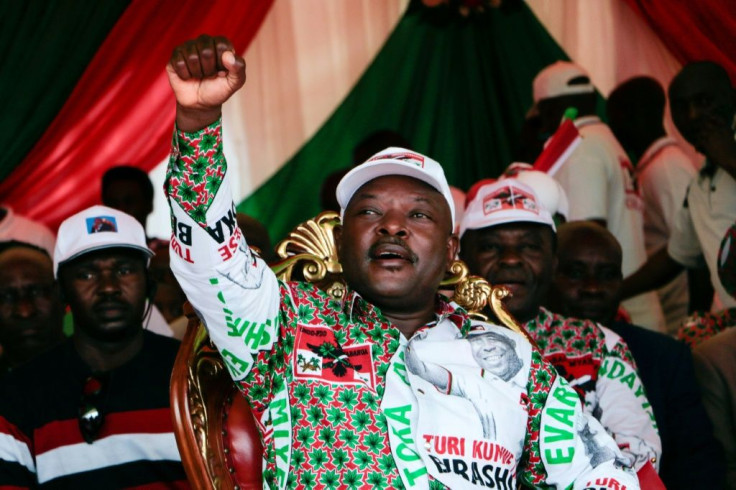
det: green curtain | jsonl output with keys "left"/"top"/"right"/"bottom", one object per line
{"left": 238, "top": 0, "right": 571, "bottom": 242}
{"left": 0, "top": 0, "right": 130, "bottom": 181}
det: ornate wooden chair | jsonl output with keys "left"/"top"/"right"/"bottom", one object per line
{"left": 170, "top": 211, "right": 527, "bottom": 489}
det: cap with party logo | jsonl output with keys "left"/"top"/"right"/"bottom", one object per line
{"left": 336, "top": 147, "right": 455, "bottom": 228}
{"left": 533, "top": 61, "right": 595, "bottom": 103}
{"left": 460, "top": 178, "right": 556, "bottom": 237}
{"left": 510, "top": 166, "right": 569, "bottom": 221}
{"left": 53, "top": 205, "right": 153, "bottom": 277}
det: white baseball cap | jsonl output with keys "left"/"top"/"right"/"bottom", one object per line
{"left": 460, "top": 178, "right": 555, "bottom": 237}
{"left": 0, "top": 206, "right": 56, "bottom": 257}
{"left": 511, "top": 166, "right": 569, "bottom": 220}
{"left": 336, "top": 147, "right": 456, "bottom": 229}
{"left": 53, "top": 205, "right": 153, "bottom": 277}
{"left": 533, "top": 61, "right": 595, "bottom": 103}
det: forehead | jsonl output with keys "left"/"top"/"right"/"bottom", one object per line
{"left": 469, "top": 333, "right": 509, "bottom": 347}
{"left": 475, "top": 222, "right": 553, "bottom": 240}
{"left": 0, "top": 248, "right": 53, "bottom": 277}
{"left": 559, "top": 231, "right": 620, "bottom": 264}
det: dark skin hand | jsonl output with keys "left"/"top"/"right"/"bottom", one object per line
{"left": 621, "top": 247, "right": 683, "bottom": 300}
{"left": 167, "top": 35, "right": 246, "bottom": 132}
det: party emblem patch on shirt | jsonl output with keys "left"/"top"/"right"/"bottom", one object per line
{"left": 294, "top": 324, "right": 376, "bottom": 389}
{"left": 546, "top": 351, "right": 597, "bottom": 399}
{"left": 86, "top": 216, "right": 118, "bottom": 233}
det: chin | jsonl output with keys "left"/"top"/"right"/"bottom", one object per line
{"left": 83, "top": 322, "right": 141, "bottom": 343}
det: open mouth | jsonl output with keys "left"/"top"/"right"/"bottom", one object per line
{"left": 491, "top": 275, "right": 527, "bottom": 289}
{"left": 369, "top": 241, "right": 417, "bottom": 264}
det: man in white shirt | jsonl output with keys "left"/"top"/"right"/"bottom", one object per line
{"left": 533, "top": 61, "right": 665, "bottom": 332}
{"left": 607, "top": 76, "right": 699, "bottom": 334}
{"left": 622, "top": 62, "right": 736, "bottom": 314}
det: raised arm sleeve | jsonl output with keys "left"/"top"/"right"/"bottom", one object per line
{"left": 165, "top": 120, "right": 282, "bottom": 383}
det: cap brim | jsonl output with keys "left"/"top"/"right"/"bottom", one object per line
{"left": 460, "top": 212, "right": 556, "bottom": 238}
{"left": 56, "top": 244, "right": 154, "bottom": 270}
{"left": 337, "top": 159, "right": 446, "bottom": 210}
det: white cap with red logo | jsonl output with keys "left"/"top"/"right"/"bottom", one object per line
{"left": 336, "top": 147, "right": 456, "bottom": 228}
{"left": 533, "top": 61, "right": 595, "bottom": 103}
{"left": 53, "top": 205, "right": 153, "bottom": 277}
{"left": 459, "top": 178, "right": 556, "bottom": 237}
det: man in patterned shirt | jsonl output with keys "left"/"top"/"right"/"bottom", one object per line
{"left": 166, "top": 35, "right": 639, "bottom": 489}
{"left": 459, "top": 178, "right": 661, "bottom": 474}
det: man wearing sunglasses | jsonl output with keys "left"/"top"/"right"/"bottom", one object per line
{"left": 0, "top": 206, "right": 189, "bottom": 488}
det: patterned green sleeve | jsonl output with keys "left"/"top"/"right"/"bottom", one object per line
{"left": 165, "top": 119, "right": 226, "bottom": 224}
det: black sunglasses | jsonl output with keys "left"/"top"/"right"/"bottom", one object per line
{"left": 78, "top": 375, "right": 107, "bottom": 444}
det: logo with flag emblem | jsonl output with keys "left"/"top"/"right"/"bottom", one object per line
{"left": 483, "top": 185, "right": 539, "bottom": 215}
{"left": 369, "top": 152, "right": 425, "bottom": 168}
{"left": 294, "top": 324, "right": 376, "bottom": 389}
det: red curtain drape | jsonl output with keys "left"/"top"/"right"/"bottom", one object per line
{"left": 624, "top": 0, "right": 736, "bottom": 83}
{"left": 0, "top": 0, "right": 273, "bottom": 232}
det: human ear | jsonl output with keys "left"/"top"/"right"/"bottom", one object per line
{"left": 447, "top": 234, "right": 460, "bottom": 263}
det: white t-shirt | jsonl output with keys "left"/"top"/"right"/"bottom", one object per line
{"left": 669, "top": 165, "right": 736, "bottom": 309}
{"left": 637, "top": 137, "right": 697, "bottom": 333}
{"left": 554, "top": 116, "right": 665, "bottom": 332}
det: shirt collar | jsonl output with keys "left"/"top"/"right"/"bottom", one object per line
{"left": 574, "top": 115, "right": 601, "bottom": 129}
{"left": 343, "top": 287, "right": 468, "bottom": 335}
{"left": 638, "top": 136, "right": 678, "bottom": 173}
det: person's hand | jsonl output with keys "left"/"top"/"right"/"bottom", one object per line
{"left": 166, "top": 35, "right": 246, "bottom": 132}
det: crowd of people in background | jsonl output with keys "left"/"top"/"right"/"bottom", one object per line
{"left": 0, "top": 32, "right": 735, "bottom": 489}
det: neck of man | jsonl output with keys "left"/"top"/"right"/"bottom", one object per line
{"left": 383, "top": 306, "right": 437, "bottom": 339}
{"left": 74, "top": 328, "right": 144, "bottom": 372}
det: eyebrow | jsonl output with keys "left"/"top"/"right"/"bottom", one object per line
{"left": 352, "top": 192, "right": 436, "bottom": 205}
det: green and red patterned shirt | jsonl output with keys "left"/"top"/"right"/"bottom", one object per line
{"left": 676, "top": 308, "right": 736, "bottom": 348}
{"left": 166, "top": 120, "right": 639, "bottom": 490}
{"left": 524, "top": 307, "right": 661, "bottom": 470}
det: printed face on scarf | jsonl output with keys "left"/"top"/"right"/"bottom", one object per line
{"left": 461, "top": 222, "right": 556, "bottom": 323}
{"left": 468, "top": 331, "right": 522, "bottom": 381}
{"left": 59, "top": 248, "right": 148, "bottom": 343}
{"left": 337, "top": 175, "right": 458, "bottom": 315}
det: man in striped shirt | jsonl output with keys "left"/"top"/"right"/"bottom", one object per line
{"left": 0, "top": 206, "right": 188, "bottom": 488}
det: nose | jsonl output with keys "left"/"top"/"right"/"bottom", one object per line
{"left": 98, "top": 271, "right": 122, "bottom": 296}
{"left": 498, "top": 247, "right": 522, "bottom": 266}
{"left": 13, "top": 296, "right": 37, "bottom": 319}
{"left": 580, "top": 277, "right": 603, "bottom": 296}
{"left": 686, "top": 101, "right": 701, "bottom": 122}
{"left": 377, "top": 209, "right": 408, "bottom": 238}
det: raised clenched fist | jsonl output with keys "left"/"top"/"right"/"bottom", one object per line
{"left": 166, "top": 35, "right": 246, "bottom": 132}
